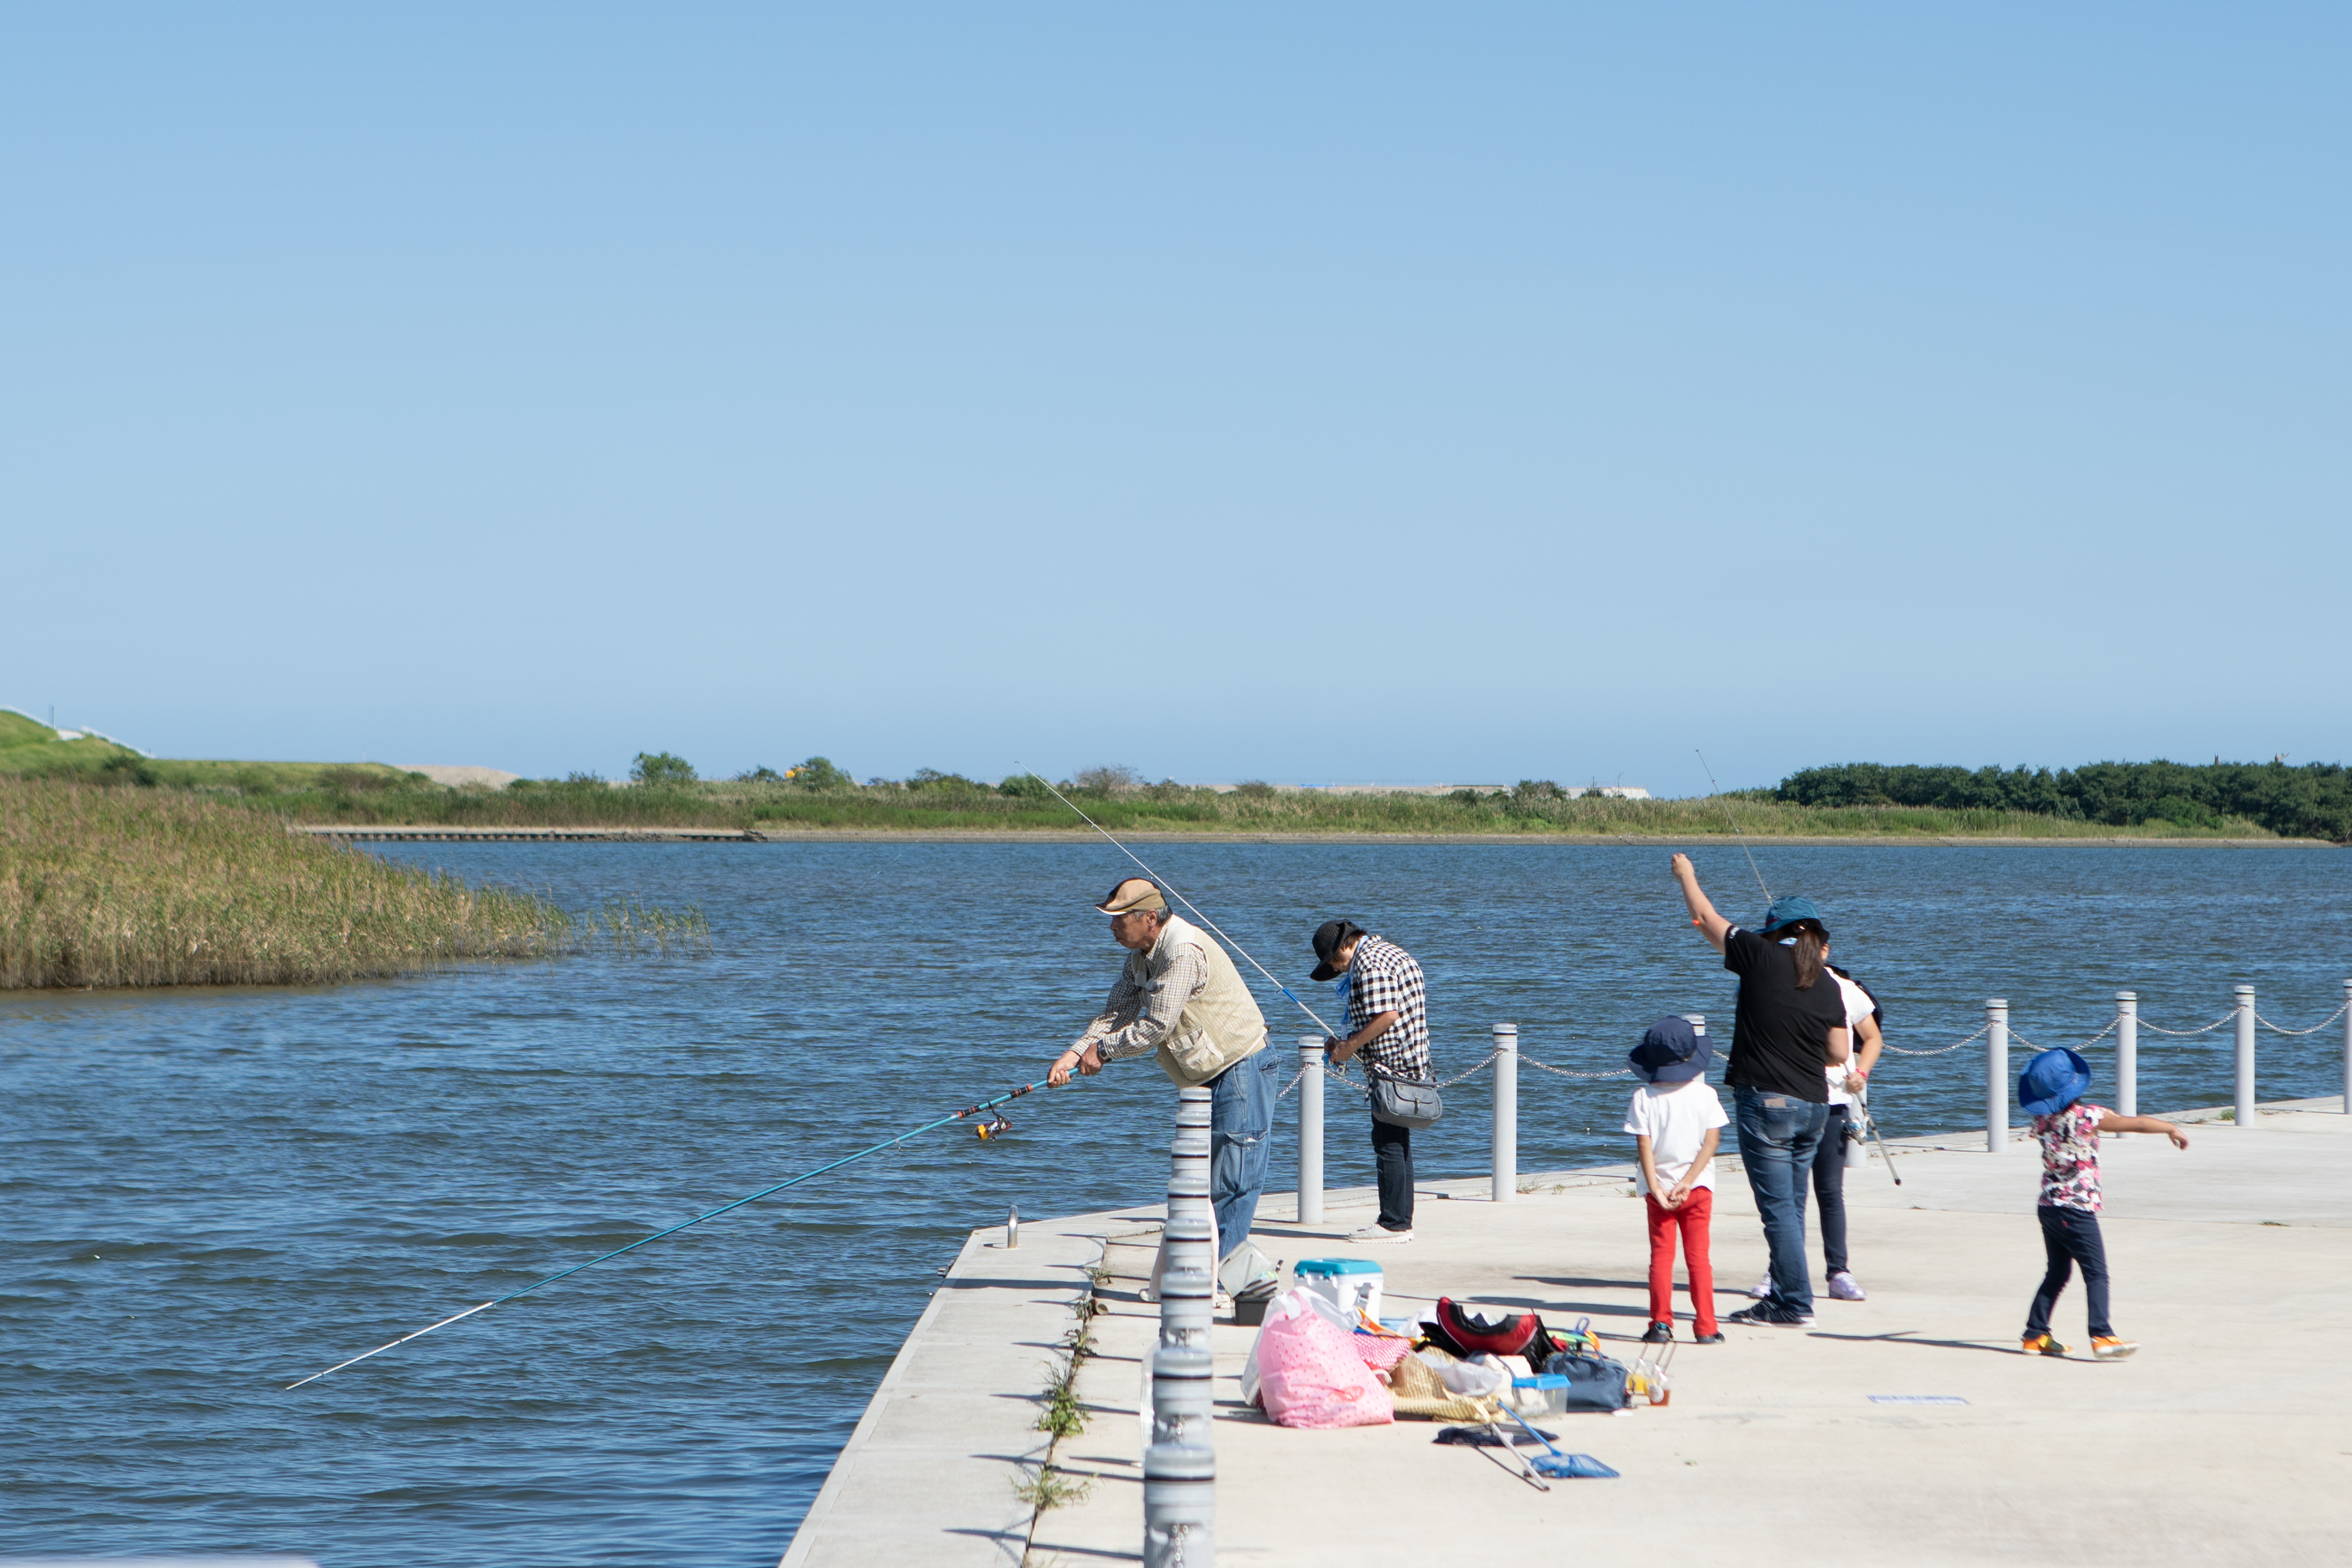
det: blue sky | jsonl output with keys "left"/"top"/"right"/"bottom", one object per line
{"left": 4, "top": 4, "right": 2345, "bottom": 793}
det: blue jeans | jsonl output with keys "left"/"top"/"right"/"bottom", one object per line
{"left": 1734, "top": 1086, "right": 1830, "bottom": 1315}
{"left": 1208, "top": 1048, "right": 1280, "bottom": 1255}
{"left": 2026, "top": 1204, "right": 2113, "bottom": 1339}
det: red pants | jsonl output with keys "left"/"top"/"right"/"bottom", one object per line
{"left": 1645, "top": 1188, "right": 1717, "bottom": 1334}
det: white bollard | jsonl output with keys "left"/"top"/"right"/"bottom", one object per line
{"left": 1142, "top": 1440, "right": 1214, "bottom": 1568}
{"left": 1986, "top": 999, "right": 2009, "bottom": 1154}
{"left": 1144, "top": 1087, "right": 1217, "bottom": 1568}
{"left": 2234, "top": 985, "right": 2256, "bottom": 1129}
{"left": 1491, "top": 1022, "right": 1518, "bottom": 1203}
{"left": 2342, "top": 979, "right": 2351, "bottom": 1116}
{"left": 1296, "top": 1036, "right": 1324, "bottom": 1225}
{"left": 2115, "top": 992, "right": 2139, "bottom": 1118}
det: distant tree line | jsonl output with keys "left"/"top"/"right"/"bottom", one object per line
{"left": 1774, "top": 760, "right": 2352, "bottom": 841}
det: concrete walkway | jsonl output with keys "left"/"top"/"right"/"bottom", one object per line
{"left": 783, "top": 1099, "right": 2352, "bottom": 1567}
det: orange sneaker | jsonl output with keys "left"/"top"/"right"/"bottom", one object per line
{"left": 2021, "top": 1333, "right": 2068, "bottom": 1356}
{"left": 2091, "top": 1335, "right": 2138, "bottom": 1361}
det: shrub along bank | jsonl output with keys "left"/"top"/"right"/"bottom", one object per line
{"left": 1776, "top": 760, "right": 2352, "bottom": 843}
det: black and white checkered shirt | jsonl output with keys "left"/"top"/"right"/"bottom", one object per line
{"left": 1345, "top": 935, "right": 1432, "bottom": 1081}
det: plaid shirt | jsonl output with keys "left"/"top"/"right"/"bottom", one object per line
{"left": 1344, "top": 935, "right": 1431, "bottom": 1081}
{"left": 1073, "top": 934, "right": 1209, "bottom": 1063}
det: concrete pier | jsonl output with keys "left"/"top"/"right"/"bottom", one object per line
{"left": 780, "top": 1098, "right": 2352, "bottom": 1568}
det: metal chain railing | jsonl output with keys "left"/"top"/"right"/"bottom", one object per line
{"left": 2007, "top": 1017, "right": 2121, "bottom": 1057}
{"left": 1433, "top": 1049, "right": 1501, "bottom": 1088}
{"left": 2256, "top": 1000, "right": 2352, "bottom": 1036}
{"left": 1880, "top": 1024, "right": 1989, "bottom": 1058}
{"left": 1275, "top": 991, "right": 2343, "bottom": 1103}
{"left": 2134, "top": 1012, "right": 2233, "bottom": 1036}
{"left": 1520, "top": 1052, "right": 1635, "bottom": 1081}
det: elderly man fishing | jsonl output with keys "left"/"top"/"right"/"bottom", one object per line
{"left": 1050, "top": 878, "right": 1280, "bottom": 1267}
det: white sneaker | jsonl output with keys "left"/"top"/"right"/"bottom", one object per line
{"left": 1748, "top": 1271, "right": 1774, "bottom": 1300}
{"left": 1827, "top": 1271, "right": 1867, "bottom": 1302}
{"left": 1350, "top": 1225, "right": 1413, "bottom": 1245}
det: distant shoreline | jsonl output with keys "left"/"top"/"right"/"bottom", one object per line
{"left": 299, "top": 825, "right": 2338, "bottom": 848}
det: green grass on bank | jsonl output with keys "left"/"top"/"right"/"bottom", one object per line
{"left": 0, "top": 711, "right": 2324, "bottom": 840}
{"left": 0, "top": 710, "right": 424, "bottom": 793}
{"left": 222, "top": 776, "right": 2280, "bottom": 840}
{"left": 0, "top": 777, "right": 710, "bottom": 989}
{"left": 0, "top": 777, "right": 582, "bottom": 987}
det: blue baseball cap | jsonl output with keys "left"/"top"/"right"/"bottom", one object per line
{"left": 2018, "top": 1047, "right": 2092, "bottom": 1116}
{"left": 1628, "top": 1015, "right": 1713, "bottom": 1083}
{"left": 1758, "top": 895, "right": 1826, "bottom": 938}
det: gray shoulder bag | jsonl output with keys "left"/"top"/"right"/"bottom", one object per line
{"left": 1366, "top": 1063, "right": 1443, "bottom": 1129}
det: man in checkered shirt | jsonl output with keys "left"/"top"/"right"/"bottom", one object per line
{"left": 1311, "top": 920, "right": 1431, "bottom": 1244}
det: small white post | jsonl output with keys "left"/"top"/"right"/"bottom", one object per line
{"left": 1296, "top": 1036, "right": 1324, "bottom": 1224}
{"left": 1986, "top": 999, "right": 2009, "bottom": 1154}
{"left": 2234, "top": 985, "right": 2256, "bottom": 1128}
{"left": 1491, "top": 1022, "right": 1518, "bottom": 1203}
{"left": 2342, "top": 979, "right": 2351, "bottom": 1116}
{"left": 2115, "top": 991, "right": 2139, "bottom": 1118}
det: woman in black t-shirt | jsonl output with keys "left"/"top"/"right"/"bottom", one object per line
{"left": 1669, "top": 854, "right": 1850, "bottom": 1327}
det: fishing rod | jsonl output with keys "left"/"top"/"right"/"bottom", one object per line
{"left": 1852, "top": 1087, "right": 1903, "bottom": 1188}
{"left": 1016, "top": 764, "right": 1340, "bottom": 1038}
{"left": 1694, "top": 749, "right": 1772, "bottom": 905}
{"left": 287, "top": 1081, "right": 1049, "bottom": 1390}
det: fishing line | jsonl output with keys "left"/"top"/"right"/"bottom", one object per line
{"left": 287, "top": 1081, "right": 1048, "bottom": 1390}
{"left": 1016, "top": 763, "right": 1339, "bottom": 1038}
{"left": 1694, "top": 749, "right": 1772, "bottom": 905}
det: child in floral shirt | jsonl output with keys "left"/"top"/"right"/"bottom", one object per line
{"left": 2017, "top": 1047, "right": 2190, "bottom": 1361}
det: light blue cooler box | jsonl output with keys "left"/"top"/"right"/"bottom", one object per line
{"left": 1293, "top": 1258, "right": 1383, "bottom": 1321}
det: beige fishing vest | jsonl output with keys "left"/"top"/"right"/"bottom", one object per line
{"left": 1142, "top": 914, "right": 1269, "bottom": 1086}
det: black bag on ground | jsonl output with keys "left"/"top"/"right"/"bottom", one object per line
{"left": 1367, "top": 1065, "right": 1443, "bottom": 1129}
{"left": 1541, "top": 1347, "right": 1631, "bottom": 1412}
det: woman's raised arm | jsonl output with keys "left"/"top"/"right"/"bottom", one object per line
{"left": 1671, "top": 853, "right": 1730, "bottom": 953}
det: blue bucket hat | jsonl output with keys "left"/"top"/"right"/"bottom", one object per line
{"left": 1628, "top": 1015, "right": 1713, "bottom": 1083}
{"left": 2018, "top": 1047, "right": 2092, "bottom": 1117}
{"left": 1757, "top": 895, "right": 1825, "bottom": 938}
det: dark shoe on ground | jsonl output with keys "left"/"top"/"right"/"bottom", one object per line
{"left": 1693, "top": 1331, "right": 1725, "bottom": 1344}
{"left": 2021, "top": 1332, "right": 2068, "bottom": 1356}
{"left": 1641, "top": 1320, "right": 1674, "bottom": 1343}
{"left": 1726, "top": 1302, "right": 1815, "bottom": 1328}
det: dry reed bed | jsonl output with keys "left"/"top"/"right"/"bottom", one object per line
{"left": 0, "top": 778, "right": 576, "bottom": 989}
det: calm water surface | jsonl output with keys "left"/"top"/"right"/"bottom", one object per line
{"left": 6, "top": 842, "right": 2349, "bottom": 1565}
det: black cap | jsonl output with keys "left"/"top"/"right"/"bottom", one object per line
{"left": 1310, "top": 919, "right": 1366, "bottom": 982}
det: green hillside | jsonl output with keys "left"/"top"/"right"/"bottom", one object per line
{"left": 0, "top": 711, "right": 420, "bottom": 791}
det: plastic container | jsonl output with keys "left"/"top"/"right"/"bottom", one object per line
{"left": 1509, "top": 1373, "right": 1571, "bottom": 1416}
{"left": 1292, "top": 1258, "right": 1383, "bottom": 1321}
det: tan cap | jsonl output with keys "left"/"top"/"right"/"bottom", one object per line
{"left": 1095, "top": 877, "right": 1168, "bottom": 915}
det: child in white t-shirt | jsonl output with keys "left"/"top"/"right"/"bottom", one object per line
{"left": 1623, "top": 1015, "right": 1730, "bottom": 1344}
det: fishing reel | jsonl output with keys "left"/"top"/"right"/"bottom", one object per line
{"left": 975, "top": 1112, "right": 1015, "bottom": 1141}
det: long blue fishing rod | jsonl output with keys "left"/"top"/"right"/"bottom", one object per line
{"left": 287, "top": 1081, "right": 1050, "bottom": 1390}
{"left": 1015, "top": 762, "right": 1340, "bottom": 1037}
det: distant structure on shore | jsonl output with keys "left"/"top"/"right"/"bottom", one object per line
{"left": 1198, "top": 782, "right": 1653, "bottom": 800}
{"left": 395, "top": 764, "right": 523, "bottom": 790}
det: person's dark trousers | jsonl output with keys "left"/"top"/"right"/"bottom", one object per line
{"left": 1371, "top": 1117, "right": 1414, "bottom": 1231}
{"left": 1733, "top": 1086, "right": 1830, "bottom": 1314}
{"left": 1207, "top": 1048, "right": 1281, "bottom": 1255}
{"left": 1811, "top": 1103, "right": 1851, "bottom": 1276}
{"left": 2025, "top": 1204, "right": 2114, "bottom": 1339}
